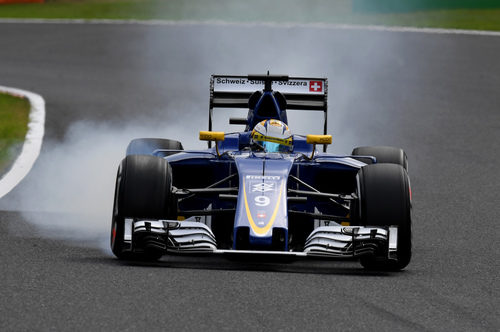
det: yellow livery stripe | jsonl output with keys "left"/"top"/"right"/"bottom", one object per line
{"left": 243, "top": 179, "right": 283, "bottom": 236}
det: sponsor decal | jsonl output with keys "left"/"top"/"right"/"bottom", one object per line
{"left": 213, "top": 77, "right": 325, "bottom": 94}
{"left": 309, "top": 80, "right": 323, "bottom": 92}
{"left": 276, "top": 80, "right": 308, "bottom": 87}
{"left": 246, "top": 175, "right": 280, "bottom": 180}
{"left": 215, "top": 78, "right": 266, "bottom": 85}
{"left": 215, "top": 77, "right": 311, "bottom": 87}
{"left": 216, "top": 78, "right": 246, "bottom": 85}
{"left": 252, "top": 182, "right": 275, "bottom": 193}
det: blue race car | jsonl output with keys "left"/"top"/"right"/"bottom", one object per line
{"left": 111, "top": 74, "right": 412, "bottom": 271}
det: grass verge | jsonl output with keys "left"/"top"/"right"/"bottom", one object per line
{"left": 0, "top": 92, "right": 30, "bottom": 176}
{"left": 0, "top": 0, "right": 499, "bottom": 31}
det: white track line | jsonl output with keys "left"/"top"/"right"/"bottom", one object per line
{"left": 0, "top": 18, "right": 500, "bottom": 37}
{"left": 0, "top": 86, "right": 45, "bottom": 199}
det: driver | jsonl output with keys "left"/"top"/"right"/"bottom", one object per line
{"left": 251, "top": 119, "right": 293, "bottom": 153}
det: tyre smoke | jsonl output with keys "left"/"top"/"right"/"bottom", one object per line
{"left": 11, "top": 118, "right": 204, "bottom": 250}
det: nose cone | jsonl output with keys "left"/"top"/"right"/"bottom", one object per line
{"left": 233, "top": 156, "right": 293, "bottom": 250}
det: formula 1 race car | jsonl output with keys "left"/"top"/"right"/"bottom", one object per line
{"left": 110, "top": 74, "right": 412, "bottom": 271}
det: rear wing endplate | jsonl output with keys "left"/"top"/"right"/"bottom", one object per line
{"left": 209, "top": 74, "right": 328, "bottom": 136}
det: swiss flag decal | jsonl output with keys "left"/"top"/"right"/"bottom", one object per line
{"left": 309, "top": 81, "right": 323, "bottom": 92}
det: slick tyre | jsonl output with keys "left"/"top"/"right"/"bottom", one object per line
{"left": 356, "top": 163, "right": 412, "bottom": 271}
{"left": 126, "top": 138, "right": 183, "bottom": 157}
{"left": 351, "top": 146, "right": 408, "bottom": 170}
{"left": 111, "top": 155, "right": 175, "bottom": 261}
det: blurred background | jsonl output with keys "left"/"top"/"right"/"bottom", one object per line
{"left": 1, "top": 0, "right": 500, "bottom": 31}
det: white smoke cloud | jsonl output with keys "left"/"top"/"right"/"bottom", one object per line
{"left": 15, "top": 115, "right": 205, "bottom": 250}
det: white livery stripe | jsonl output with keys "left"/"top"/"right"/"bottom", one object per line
{"left": 0, "top": 86, "right": 45, "bottom": 199}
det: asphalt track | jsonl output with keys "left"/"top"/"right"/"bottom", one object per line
{"left": 0, "top": 22, "right": 499, "bottom": 331}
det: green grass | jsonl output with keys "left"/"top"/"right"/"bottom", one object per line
{"left": 352, "top": 9, "right": 500, "bottom": 31}
{"left": 0, "top": 0, "right": 500, "bottom": 31}
{"left": 0, "top": 92, "right": 30, "bottom": 175}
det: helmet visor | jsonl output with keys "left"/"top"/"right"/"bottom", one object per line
{"left": 261, "top": 141, "right": 292, "bottom": 153}
{"left": 262, "top": 141, "right": 280, "bottom": 152}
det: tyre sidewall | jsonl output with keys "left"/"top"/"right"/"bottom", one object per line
{"left": 357, "top": 163, "right": 412, "bottom": 270}
{"left": 111, "top": 159, "right": 127, "bottom": 258}
{"left": 110, "top": 155, "right": 174, "bottom": 259}
{"left": 121, "top": 155, "right": 172, "bottom": 220}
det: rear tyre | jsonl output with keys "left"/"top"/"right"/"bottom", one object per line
{"left": 111, "top": 155, "right": 175, "bottom": 261}
{"left": 351, "top": 146, "right": 408, "bottom": 170}
{"left": 356, "top": 163, "right": 412, "bottom": 271}
{"left": 126, "top": 138, "right": 183, "bottom": 157}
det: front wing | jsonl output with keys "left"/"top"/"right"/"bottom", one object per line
{"left": 126, "top": 219, "right": 398, "bottom": 260}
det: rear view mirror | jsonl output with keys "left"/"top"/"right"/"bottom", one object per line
{"left": 199, "top": 131, "right": 225, "bottom": 157}
{"left": 199, "top": 131, "right": 225, "bottom": 142}
{"left": 306, "top": 135, "right": 332, "bottom": 145}
{"left": 306, "top": 135, "right": 332, "bottom": 158}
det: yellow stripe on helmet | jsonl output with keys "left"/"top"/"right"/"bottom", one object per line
{"left": 252, "top": 133, "right": 292, "bottom": 146}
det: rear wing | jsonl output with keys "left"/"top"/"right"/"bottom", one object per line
{"left": 209, "top": 74, "right": 328, "bottom": 135}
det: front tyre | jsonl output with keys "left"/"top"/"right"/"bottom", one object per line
{"left": 126, "top": 138, "right": 183, "bottom": 157}
{"left": 111, "top": 155, "right": 175, "bottom": 260}
{"left": 356, "top": 163, "right": 412, "bottom": 271}
{"left": 351, "top": 146, "right": 408, "bottom": 170}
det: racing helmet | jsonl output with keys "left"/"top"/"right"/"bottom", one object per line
{"left": 251, "top": 119, "right": 293, "bottom": 153}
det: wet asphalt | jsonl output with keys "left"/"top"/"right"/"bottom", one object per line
{"left": 0, "top": 22, "right": 499, "bottom": 331}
